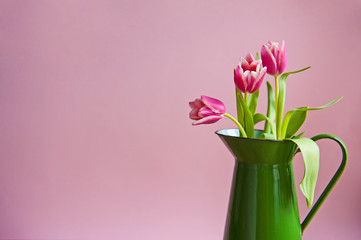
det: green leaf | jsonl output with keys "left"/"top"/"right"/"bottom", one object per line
{"left": 292, "top": 131, "right": 306, "bottom": 139}
{"left": 237, "top": 90, "right": 255, "bottom": 138}
{"left": 254, "top": 113, "right": 276, "bottom": 137}
{"left": 255, "top": 51, "right": 260, "bottom": 60}
{"left": 236, "top": 88, "right": 244, "bottom": 126}
{"left": 281, "top": 96, "right": 342, "bottom": 139}
{"left": 253, "top": 113, "right": 264, "bottom": 124}
{"left": 308, "top": 96, "right": 342, "bottom": 111}
{"left": 249, "top": 90, "right": 260, "bottom": 115}
{"left": 290, "top": 138, "right": 320, "bottom": 208}
{"left": 265, "top": 82, "right": 275, "bottom": 134}
{"left": 285, "top": 110, "right": 307, "bottom": 138}
{"left": 281, "top": 107, "right": 308, "bottom": 139}
{"left": 279, "top": 67, "right": 312, "bottom": 84}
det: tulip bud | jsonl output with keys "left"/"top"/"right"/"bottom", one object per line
{"left": 261, "top": 40, "right": 287, "bottom": 76}
{"left": 189, "top": 96, "right": 226, "bottom": 125}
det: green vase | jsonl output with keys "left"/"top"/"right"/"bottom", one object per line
{"left": 216, "top": 129, "right": 347, "bottom": 240}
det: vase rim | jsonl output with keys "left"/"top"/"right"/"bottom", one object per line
{"left": 215, "top": 128, "right": 291, "bottom": 143}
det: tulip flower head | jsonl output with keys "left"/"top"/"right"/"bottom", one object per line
{"left": 234, "top": 53, "right": 267, "bottom": 93}
{"left": 189, "top": 96, "right": 226, "bottom": 125}
{"left": 261, "top": 40, "right": 287, "bottom": 76}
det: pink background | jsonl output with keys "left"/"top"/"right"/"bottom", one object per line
{"left": 0, "top": 0, "right": 360, "bottom": 239}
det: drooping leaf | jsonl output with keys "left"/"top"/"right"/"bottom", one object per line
{"left": 237, "top": 90, "right": 255, "bottom": 138}
{"left": 291, "top": 138, "right": 320, "bottom": 208}
{"left": 265, "top": 82, "right": 275, "bottom": 134}
{"left": 249, "top": 90, "right": 260, "bottom": 115}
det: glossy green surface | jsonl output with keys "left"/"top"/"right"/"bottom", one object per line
{"left": 216, "top": 129, "right": 347, "bottom": 240}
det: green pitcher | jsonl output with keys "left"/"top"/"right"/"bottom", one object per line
{"left": 216, "top": 129, "right": 347, "bottom": 240}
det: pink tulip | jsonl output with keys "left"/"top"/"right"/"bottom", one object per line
{"left": 189, "top": 96, "right": 226, "bottom": 125}
{"left": 261, "top": 40, "right": 287, "bottom": 76}
{"left": 234, "top": 53, "right": 267, "bottom": 93}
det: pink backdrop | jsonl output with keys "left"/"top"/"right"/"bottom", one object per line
{"left": 0, "top": 0, "right": 360, "bottom": 239}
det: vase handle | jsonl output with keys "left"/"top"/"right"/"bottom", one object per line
{"left": 301, "top": 134, "right": 348, "bottom": 233}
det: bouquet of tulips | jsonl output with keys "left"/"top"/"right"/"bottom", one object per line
{"left": 188, "top": 41, "right": 341, "bottom": 207}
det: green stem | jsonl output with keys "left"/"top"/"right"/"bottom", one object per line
{"left": 245, "top": 92, "right": 249, "bottom": 106}
{"left": 275, "top": 75, "right": 279, "bottom": 105}
{"left": 274, "top": 75, "right": 281, "bottom": 139}
{"left": 223, "top": 113, "right": 247, "bottom": 138}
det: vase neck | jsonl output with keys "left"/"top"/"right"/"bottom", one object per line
{"left": 216, "top": 129, "right": 297, "bottom": 164}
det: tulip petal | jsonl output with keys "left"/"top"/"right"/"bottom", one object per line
{"left": 245, "top": 71, "right": 253, "bottom": 92}
{"left": 247, "top": 71, "right": 259, "bottom": 93}
{"left": 250, "top": 67, "right": 267, "bottom": 93}
{"left": 201, "top": 96, "right": 226, "bottom": 114}
{"left": 189, "top": 101, "right": 198, "bottom": 110}
{"left": 245, "top": 53, "right": 255, "bottom": 64}
{"left": 278, "top": 40, "right": 287, "bottom": 75}
{"left": 249, "top": 60, "right": 261, "bottom": 72}
{"left": 269, "top": 41, "right": 279, "bottom": 63}
{"left": 248, "top": 73, "right": 255, "bottom": 93}
{"left": 198, "top": 107, "right": 216, "bottom": 118}
{"left": 234, "top": 66, "right": 246, "bottom": 93}
{"left": 240, "top": 58, "right": 250, "bottom": 70}
{"left": 192, "top": 115, "right": 223, "bottom": 125}
{"left": 189, "top": 109, "right": 202, "bottom": 120}
{"left": 194, "top": 98, "right": 205, "bottom": 108}
{"left": 189, "top": 98, "right": 204, "bottom": 110}
{"left": 261, "top": 45, "right": 278, "bottom": 76}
